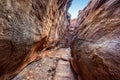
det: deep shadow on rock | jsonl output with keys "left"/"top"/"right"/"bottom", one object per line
{"left": 0, "top": 0, "right": 72, "bottom": 79}
{"left": 71, "top": 0, "right": 120, "bottom": 80}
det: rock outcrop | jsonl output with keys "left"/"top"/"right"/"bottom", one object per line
{"left": 71, "top": 0, "right": 120, "bottom": 80}
{"left": 0, "top": 0, "right": 72, "bottom": 79}
{"left": 70, "top": 19, "right": 77, "bottom": 32}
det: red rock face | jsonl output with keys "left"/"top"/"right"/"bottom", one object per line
{"left": 0, "top": 0, "right": 72, "bottom": 79}
{"left": 69, "top": 19, "right": 76, "bottom": 32}
{"left": 71, "top": 19, "right": 77, "bottom": 27}
{"left": 71, "top": 0, "right": 120, "bottom": 80}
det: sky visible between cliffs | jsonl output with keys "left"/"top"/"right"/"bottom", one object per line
{"left": 69, "top": 0, "right": 90, "bottom": 19}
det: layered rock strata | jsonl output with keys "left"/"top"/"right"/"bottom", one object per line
{"left": 71, "top": 0, "right": 120, "bottom": 80}
{"left": 0, "top": 0, "right": 72, "bottom": 79}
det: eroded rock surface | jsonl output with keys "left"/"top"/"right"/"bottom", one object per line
{"left": 12, "top": 48, "right": 76, "bottom": 80}
{"left": 71, "top": 0, "right": 120, "bottom": 80}
{"left": 0, "top": 0, "right": 72, "bottom": 79}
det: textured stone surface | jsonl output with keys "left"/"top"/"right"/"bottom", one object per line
{"left": 71, "top": 0, "right": 120, "bottom": 80}
{"left": 12, "top": 48, "right": 76, "bottom": 80}
{"left": 0, "top": 0, "right": 72, "bottom": 79}
{"left": 71, "top": 19, "right": 76, "bottom": 27}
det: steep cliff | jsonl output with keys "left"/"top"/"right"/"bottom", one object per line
{"left": 0, "top": 0, "right": 72, "bottom": 79}
{"left": 71, "top": 0, "right": 120, "bottom": 80}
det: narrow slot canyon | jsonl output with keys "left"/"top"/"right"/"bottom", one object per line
{"left": 0, "top": 0, "right": 120, "bottom": 80}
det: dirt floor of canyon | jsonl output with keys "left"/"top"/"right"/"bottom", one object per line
{"left": 12, "top": 48, "right": 77, "bottom": 80}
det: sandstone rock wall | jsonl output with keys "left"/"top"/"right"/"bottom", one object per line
{"left": 71, "top": 0, "right": 120, "bottom": 80}
{"left": 0, "top": 0, "right": 72, "bottom": 79}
